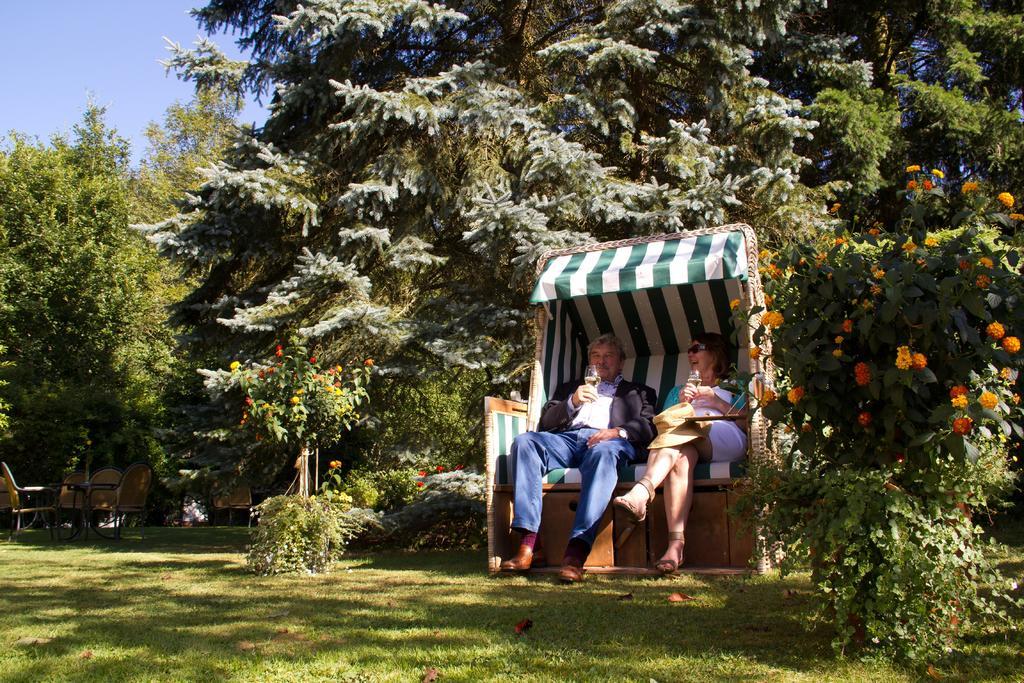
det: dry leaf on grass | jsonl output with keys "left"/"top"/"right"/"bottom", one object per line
{"left": 15, "top": 637, "right": 53, "bottom": 646}
{"left": 160, "top": 574, "right": 173, "bottom": 581}
{"left": 617, "top": 593, "right": 634, "bottom": 601}
{"left": 79, "top": 650, "right": 94, "bottom": 659}
{"left": 782, "top": 589, "right": 798, "bottom": 599}
{"left": 272, "top": 629, "right": 309, "bottom": 642}
{"left": 926, "top": 664, "right": 942, "bottom": 680}
{"left": 514, "top": 618, "right": 533, "bottom": 635}
{"left": 267, "top": 610, "right": 290, "bottom": 618}
{"left": 236, "top": 641, "right": 256, "bottom": 652}
{"left": 667, "top": 593, "right": 694, "bottom": 602}
{"left": 422, "top": 666, "right": 439, "bottom": 682}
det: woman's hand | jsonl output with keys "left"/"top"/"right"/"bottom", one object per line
{"left": 682, "top": 384, "right": 713, "bottom": 403}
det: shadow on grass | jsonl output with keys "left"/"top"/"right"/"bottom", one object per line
{"left": 2, "top": 526, "right": 251, "bottom": 554}
{"left": 3, "top": 524, "right": 1023, "bottom": 681}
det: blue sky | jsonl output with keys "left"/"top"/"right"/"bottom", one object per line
{"left": 0, "top": 1, "right": 267, "bottom": 164}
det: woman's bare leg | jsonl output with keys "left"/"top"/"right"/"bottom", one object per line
{"left": 657, "top": 445, "right": 700, "bottom": 569}
{"left": 612, "top": 447, "right": 682, "bottom": 518}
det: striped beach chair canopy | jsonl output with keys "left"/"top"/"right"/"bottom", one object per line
{"left": 527, "top": 225, "right": 759, "bottom": 414}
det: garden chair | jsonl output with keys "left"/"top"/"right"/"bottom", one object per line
{"left": 212, "top": 484, "right": 253, "bottom": 526}
{"left": 85, "top": 466, "right": 123, "bottom": 536}
{"left": 57, "top": 471, "right": 88, "bottom": 533}
{"left": 1, "top": 461, "right": 60, "bottom": 540}
{"left": 485, "top": 225, "right": 773, "bottom": 574}
{"left": 111, "top": 462, "right": 153, "bottom": 540}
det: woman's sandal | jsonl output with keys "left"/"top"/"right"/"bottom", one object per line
{"left": 611, "top": 478, "right": 655, "bottom": 523}
{"left": 655, "top": 532, "right": 685, "bottom": 574}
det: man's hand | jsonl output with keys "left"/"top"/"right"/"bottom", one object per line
{"left": 573, "top": 384, "right": 598, "bottom": 405}
{"left": 586, "top": 428, "right": 621, "bottom": 447}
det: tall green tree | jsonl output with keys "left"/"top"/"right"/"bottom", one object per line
{"left": 147, "top": 0, "right": 844, "bottom": 474}
{"left": 0, "top": 107, "right": 175, "bottom": 483}
{"left": 754, "top": 0, "right": 1024, "bottom": 208}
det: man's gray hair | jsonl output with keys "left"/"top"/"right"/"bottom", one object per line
{"left": 588, "top": 333, "right": 626, "bottom": 360}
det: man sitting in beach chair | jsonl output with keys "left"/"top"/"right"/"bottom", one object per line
{"left": 500, "top": 333, "right": 657, "bottom": 582}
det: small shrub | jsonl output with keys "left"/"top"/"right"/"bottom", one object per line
{"left": 246, "top": 494, "right": 362, "bottom": 575}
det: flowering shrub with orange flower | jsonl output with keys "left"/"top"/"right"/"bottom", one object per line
{"left": 228, "top": 340, "right": 373, "bottom": 495}
{"left": 741, "top": 177, "right": 1024, "bottom": 659}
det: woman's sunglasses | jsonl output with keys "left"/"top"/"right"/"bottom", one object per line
{"left": 687, "top": 343, "right": 707, "bottom": 354}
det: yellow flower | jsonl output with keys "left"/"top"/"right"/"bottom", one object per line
{"left": 870, "top": 284, "right": 882, "bottom": 295}
{"left": 951, "top": 395, "right": 968, "bottom": 409}
{"left": 979, "top": 256, "right": 994, "bottom": 268}
{"left": 758, "top": 249, "right": 771, "bottom": 261}
{"left": 230, "top": 361, "right": 241, "bottom": 371}
{"left": 290, "top": 396, "right": 301, "bottom": 405}
{"left": 834, "top": 336, "right": 844, "bottom": 344}
{"left": 895, "top": 346, "right": 913, "bottom": 370}
{"left": 961, "top": 181, "right": 979, "bottom": 194}
{"left": 872, "top": 268, "right": 885, "bottom": 280}
{"left": 296, "top": 389, "right": 304, "bottom": 395}
{"left": 901, "top": 241, "right": 917, "bottom": 253}
{"left": 924, "top": 237, "right": 938, "bottom": 247}
{"left": 1000, "top": 367, "right": 1014, "bottom": 381}
{"left": 997, "top": 192, "right": 1015, "bottom": 209}
{"left": 906, "top": 165, "right": 921, "bottom": 173}
{"left": 931, "top": 169, "right": 944, "bottom": 179}
{"left": 729, "top": 298, "right": 741, "bottom": 310}
{"left": 978, "top": 391, "right": 999, "bottom": 410}
{"left": 832, "top": 348, "right": 843, "bottom": 358}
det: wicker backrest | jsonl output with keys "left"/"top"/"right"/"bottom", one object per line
{"left": 116, "top": 463, "right": 152, "bottom": 509}
{"left": 88, "top": 467, "right": 123, "bottom": 510}
{"left": 213, "top": 484, "right": 252, "bottom": 509}
{"left": 1, "top": 462, "right": 20, "bottom": 510}
{"left": 59, "top": 471, "right": 88, "bottom": 508}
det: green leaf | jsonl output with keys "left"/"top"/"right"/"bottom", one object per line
{"left": 929, "top": 404, "right": 955, "bottom": 423}
{"left": 961, "top": 290, "right": 988, "bottom": 320}
{"left": 943, "top": 434, "right": 966, "bottom": 459}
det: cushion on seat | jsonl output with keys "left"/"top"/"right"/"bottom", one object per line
{"left": 494, "top": 453, "right": 744, "bottom": 486}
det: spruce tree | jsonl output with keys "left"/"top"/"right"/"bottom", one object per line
{"left": 146, "top": 0, "right": 841, "bottom": 473}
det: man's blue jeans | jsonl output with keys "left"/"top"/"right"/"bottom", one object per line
{"left": 510, "top": 428, "right": 637, "bottom": 547}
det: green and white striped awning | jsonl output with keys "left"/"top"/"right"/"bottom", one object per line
{"left": 530, "top": 231, "right": 748, "bottom": 304}
{"left": 531, "top": 229, "right": 753, "bottom": 411}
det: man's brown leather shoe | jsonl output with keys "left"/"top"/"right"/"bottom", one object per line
{"left": 558, "top": 560, "right": 585, "bottom": 583}
{"left": 500, "top": 544, "right": 536, "bottom": 572}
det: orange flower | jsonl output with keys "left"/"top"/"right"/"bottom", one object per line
{"left": 834, "top": 236, "right": 847, "bottom": 246}
{"left": 761, "top": 389, "right": 777, "bottom": 405}
{"left": 976, "top": 274, "right": 991, "bottom": 289}
{"left": 997, "top": 192, "right": 1015, "bottom": 209}
{"left": 729, "top": 298, "right": 741, "bottom": 310}
{"left": 952, "top": 417, "right": 973, "bottom": 435}
{"left": 749, "top": 347, "right": 762, "bottom": 359}
{"left": 906, "top": 179, "right": 918, "bottom": 191}
{"left": 987, "top": 322, "right": 1006, "bottom": 340}
{"left": 329, "top": 460, "right": 342, "bottom": 470}
{"left": 895, "top": 346, "right": 913, "bottom": 370}
{"left": 951, "top": 394, "right": 968, "bottom": 409}
{"left": 871, "top": 284, "right": 883, "bottom": 296}
{"left": 842, "top": 319, "right": 853, "bottom": 333}
{"left": 832, "top": 348, "right": 843, "bottom": 358}
{"left": 924, "top": 237, "right": 938, "bottom": 247}
{"left": 1014, "top": 394, "right": 1021, "bottom": 405}
{"left": 906, "top": 165, "right": 921, "bottom": 173}
{"left": 364, "top": 358, "right": 375, "bottom": 366}
{"left": 923, "top": 179, "right": 933, "bottom": 191}
{"left": 1002, "top": 336, "right": 1020, "bottom": 353}
{"left": 958, "top": 260, "right": 971, "bottom": 271}
{"left": 901, "top": 241, "right": 917, "bottom": 253}
{"left": 857, "top": 412, "right": 872, "bottom": 427}
{"left": 854, "top": 362, "right": 872, "bottom": 386}
{"left": 867, "top": 227, "right": 881, "bottom": 236}
{"left": 800, "top": 423, "right": 812, "bottom": 433}
{"left": 764, "top": 294, "right": 774, "bottom": 307}
{"left": 829, "top": 202, "right": 841, "bottom": 214}
{"left": 949, "top": 385, "right": 969, "bottom": 399}
{"left": 979, "top": 256, "right": 994, "bottom": 268}
{"left": 978, "top": 392, "right": 999, "bottom": 410}
{"left": 416, "top": 481, "right": 425, "bottom": 488}
{"left": 911, "top": 352, "right": 928, "bottom": 371}
{"left": 834, "top": 336, "right": 844, "bottom": 344}
{"left": 787, "top": 386, "right": 805, "bottom": 403}
{"left": 765, "top": 263, "right": 784, "bottom": 279}
{"left": 961, "top": 181, "right": 979, "bottom": 194}
{"left": 1001, "top": 367, "right": 1014, "bottom": 381}
{"left": 762, "top": 311, "right": 785, "bottom": 328}
{"left": 1010, "top": 213, "right": 1024, "bottom": 221}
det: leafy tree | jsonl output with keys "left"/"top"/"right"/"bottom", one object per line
{"left": 146, "top": 0, "right": 843, "bottom": 476}
{"left": 0, "top": 106, "right": 176, "bottom": 484}
{"left": 754, "top": 0, "right": 1024, "bottom": 208}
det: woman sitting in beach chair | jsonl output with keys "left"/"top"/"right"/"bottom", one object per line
{"left": 613, "top": 331, "right": 747, "bottom": 573}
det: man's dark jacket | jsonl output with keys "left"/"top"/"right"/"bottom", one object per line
{"left": 538, "top": 379, "right": 658, "bottom": 454}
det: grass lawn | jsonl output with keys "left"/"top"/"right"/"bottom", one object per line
{"left": 1, "top": 520, "right": 1022, "bottom": 682}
